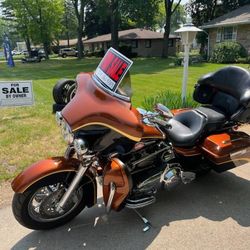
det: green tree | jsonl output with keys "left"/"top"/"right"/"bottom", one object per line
{"left": 61, "top": 0, "right": 78, "bottom": 46}
{"left": 162, "top": 0, "right": 182, "bottom": 58}
{"left": 156, "top": 2, "right": 186, "bottom": 33}
{"left": 71, "top": 0, "right": 89, "bottom": 59}
{"left": 2, "top": 0, "right": 64, "bottom": 59}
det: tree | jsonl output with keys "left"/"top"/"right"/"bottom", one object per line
{"left": 123, "top": 0, "right": 161, "bottom": 30}
{"left": 156, "top": 2, "right": 186, "bottom": 33}
{"left": 61, "top": 0, "right": 78, "bottom": 46}
{"left": 2, "top": 0, "right": 64, "bottom": 59}
{"left": 90, "top": 0, "right": 161, "bottom": 50}
{"left": 71, "top": 0, "right": 90, "bottom": 59}
{"left": 162, "top": 0, "right": 182, "bottom": 58}
{"left": 1, "top": 1, "right": 33, "bottom": 55}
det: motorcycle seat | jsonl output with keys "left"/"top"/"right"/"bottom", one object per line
{"left": 165, "top": 106, "right": 226, "bottom": 147}
{"left": 166, "top": 110, "right": 206, "bottom": 147}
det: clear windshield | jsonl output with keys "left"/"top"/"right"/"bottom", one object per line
{"left": 115, "top": 71, "right": 133, "bottom": 98}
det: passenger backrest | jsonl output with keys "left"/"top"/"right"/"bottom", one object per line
{"left": 212, "top": 92, "right": 239, "bottom": 117}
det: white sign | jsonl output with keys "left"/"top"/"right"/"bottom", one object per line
{"left": 94, "top": 48, "right": 133, "bottom": 91}
{"left": 0, "top": 81, "right": 34, "bottom": 107}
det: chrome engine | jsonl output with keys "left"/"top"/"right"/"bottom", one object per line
{"left": 125, "top": 163, "right": 196, "bottom": 209}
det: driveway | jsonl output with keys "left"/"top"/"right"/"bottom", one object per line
{"left": 0, "top": 164, "right": 250, "bottom": 250}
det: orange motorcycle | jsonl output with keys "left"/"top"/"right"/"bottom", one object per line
{"left": 12, "top": 48, "right": 250, "bottom": 231}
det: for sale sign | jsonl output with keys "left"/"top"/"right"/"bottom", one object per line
{"left": 0, "top": 81, "right": 34, "bottom": 107}
{"left": 94, "top": 48, "right": 133, "bottom": 91}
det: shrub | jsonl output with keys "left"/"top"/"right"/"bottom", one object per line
{"left": 142, "top": 90, "right": 199, "bottom": 111}
{"left": 210, "top": 41, "right": 247, "bottom": 63}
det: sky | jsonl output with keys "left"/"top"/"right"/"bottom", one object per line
{"left": 180, "top": 0, "right": 189, "bottom": 4}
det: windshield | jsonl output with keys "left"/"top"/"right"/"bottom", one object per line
{"left": 93, "top": 48, "right": 133, "bottom": 101}
{"left": 116, "top": 71, "right": 132, "bottom": 98}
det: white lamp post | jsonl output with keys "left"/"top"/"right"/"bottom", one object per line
{"left": 175, "top": 21, "right": 202, "bottom": 105}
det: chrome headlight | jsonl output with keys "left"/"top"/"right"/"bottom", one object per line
{"left": 74, "top": 138, "right": 88, "bottom": 155}
{"left": 55, "top": 112, "right": 74, "bottom": 144}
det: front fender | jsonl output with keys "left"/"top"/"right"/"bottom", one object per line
{"left": 11, "top": 157, "right": 97, "bottom": 207}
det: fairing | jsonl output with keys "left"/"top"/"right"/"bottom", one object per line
{"left": 62, "top": 73, "right": 164, "bottom": 141}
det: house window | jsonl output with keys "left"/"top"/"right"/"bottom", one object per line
{"left": 168, "top": 39, "right": 174, "bottom": 47}
{"left": 145, "top": 40, "right": 151, "bottom": 48}
{"left": 131, "top": 40, "right": 138, "bottom": 48}
{"left": 216, "top": 28, "right": 222, "bottom": 42}
{"left": 223, "top": 27, "right": 234, "bottom": 40}
{"left": 216, "top": 26, "right": 237, "bottom": 42}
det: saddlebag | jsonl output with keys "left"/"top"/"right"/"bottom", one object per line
{"left": 200, "top": 131, "right": 250, "bottom": 172}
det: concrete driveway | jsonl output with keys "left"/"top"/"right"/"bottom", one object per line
{"left": 1, "top": 164, "right": 250, "bottom": 250}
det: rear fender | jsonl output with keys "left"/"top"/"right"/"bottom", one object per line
{"left": 11, "top": 157, "right": 97, "bottom": 208}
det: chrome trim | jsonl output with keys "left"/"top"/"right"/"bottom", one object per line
{"left": 132, "top": 146, "right": 172, "bottom": 167}
{"left": 125, "top": 196, "right": 156, "bottom": 209}
{"left": 106, "top": 182, "right": 116, "bottom": 213}
{"left": 56, "top": 163, "right": 88, "bottom": 212}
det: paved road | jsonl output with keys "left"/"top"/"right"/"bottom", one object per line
{"left": 1, "top": 164, "right": 250, "bottom": 250}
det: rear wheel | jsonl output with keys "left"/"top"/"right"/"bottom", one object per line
{"left": 12, "top": 173, "right": 86, "bottom": 230}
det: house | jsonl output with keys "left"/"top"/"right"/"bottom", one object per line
{"left": 201, "top": 5, "right": 250, "bottom": 56}
{"left": 83, "top": 28, "right": 180, "bottom": 57}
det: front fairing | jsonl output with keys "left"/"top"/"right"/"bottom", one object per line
{"left": 62, "top": 73, "right": 144, "bottom": 142}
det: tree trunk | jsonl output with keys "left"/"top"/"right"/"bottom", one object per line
{"left": 162, "top": 1, "right": 172, "bottom": 58}
{"left": 25, "top": 36, "right": 32, "bottom": 57}
{"left": 75, "top": 0, "right": 85, "bottom": 59}
{"left": 111, "top": 0, "right": 119, "bottom": 50}
{"left": 77, "top": 28, "right": 84, "bottom": 59}
{"left": 43, "top": 41, "right": 50, "bottom": 59}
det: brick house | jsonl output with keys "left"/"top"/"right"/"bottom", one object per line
{"left": 201, "top": 5, "right": 250, "bottom": 57}
{"left": 83, "top": 28, "right": 180, "bottom": 57}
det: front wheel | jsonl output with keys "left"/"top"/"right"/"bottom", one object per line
{"left": 12, "top": 173, "right": 86, "bottom": 230}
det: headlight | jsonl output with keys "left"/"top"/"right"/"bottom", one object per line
{"left": 55, "top": 112, "right": 74, "bottom": 144}
{"left": 55, "top": 111, "right": 63, "bottom": 126}
{"left": 74, "top": 138, "right": 88, "bottom": 155}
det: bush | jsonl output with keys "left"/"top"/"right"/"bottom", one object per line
{"left": 142, "top": 90, "right": 199, "bottom": 111}
{"left": 210, "top": 41, "right": 247, "bottom": 63}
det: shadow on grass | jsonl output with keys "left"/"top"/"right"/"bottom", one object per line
{"left": 11, "top": 170, "right": 250, "bottom": 250}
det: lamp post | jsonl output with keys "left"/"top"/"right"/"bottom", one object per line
{"left": 175, "top": 21, "right": 202, "bottom": 105}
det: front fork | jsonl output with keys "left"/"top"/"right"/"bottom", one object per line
{"left": 56, "top": 162, "right": 89, "bottom": 212}
{"left": 56, "top": 147, "right": 94, "bottom": 213}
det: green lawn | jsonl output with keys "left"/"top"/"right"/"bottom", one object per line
{"left": 0, "top": 57, "right": 249, "bottom": 181}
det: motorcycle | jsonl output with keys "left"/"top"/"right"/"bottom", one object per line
{"left": 11, "top": 48, "right": 250, "bottom": 231}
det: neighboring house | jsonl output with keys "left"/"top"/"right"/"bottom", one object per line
{"left": 201, "top": 5, "right": 250, "bottom": 56}
{"left": 83, "top": 28, "right": 180, "bottom": 57}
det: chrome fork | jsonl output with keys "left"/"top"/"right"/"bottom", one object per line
{"left": 56, "top": 163, "right": 88, "bottom": 213}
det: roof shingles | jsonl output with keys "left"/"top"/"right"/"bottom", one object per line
{"left": 202, "top": 5, "right": 250, "bottom": 28}
{"left": 83, "top": 28, "right": 179, "bottom": 43}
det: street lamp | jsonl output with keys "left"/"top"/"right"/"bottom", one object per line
{"left": 175, "top": 21, "right": 202, "bottom": 105}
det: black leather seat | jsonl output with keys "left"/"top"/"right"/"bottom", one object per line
{"left": 166, "top": 110, "right": 206, "bottom": 147}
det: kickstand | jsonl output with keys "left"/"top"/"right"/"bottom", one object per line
{"left": 133, "top": 209, "right": 151, "bottom": 232}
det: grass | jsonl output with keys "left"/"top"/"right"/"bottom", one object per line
{"left": 0, "top": 57, "right": 249, "bottom": 181}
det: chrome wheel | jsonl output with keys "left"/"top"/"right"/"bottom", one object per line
{"left": 28, "top": 182, "right": 83, "bottom": 222}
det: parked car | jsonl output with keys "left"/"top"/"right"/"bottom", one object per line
{"left": 12, "top": 50, "right": 22, "bottom": 55}
{"left": 21, "top": 49, "right": 45, "bottom": 63}
{"left": 59, "top": 48, "right": 78, "bottom": 58}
